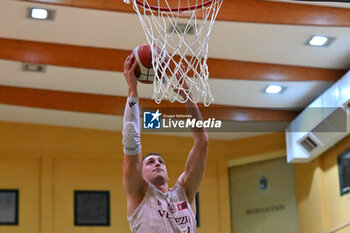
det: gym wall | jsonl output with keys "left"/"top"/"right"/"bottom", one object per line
{"left": 295, "top": 134, "right": 350, "bottom": 233}
{"left": 1, "top": 120, "right": 348, "bottom": 233}
{"left": 0, "top": 121, "right": 231, "bottom": 233}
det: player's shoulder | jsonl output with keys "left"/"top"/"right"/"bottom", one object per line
{"left": 171, "top": 182, "right": 187, "bottom": 197}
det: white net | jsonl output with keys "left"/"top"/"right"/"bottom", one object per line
{"left": 124, "top": 0, "right": 223, "bottom": 106}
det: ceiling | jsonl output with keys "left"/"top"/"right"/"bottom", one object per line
{"left": 0, "top": 0, "right": 349, "bottom": 139}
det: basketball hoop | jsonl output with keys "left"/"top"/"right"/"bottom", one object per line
{"left": 124, "top": 0, "right": 223, "bottom": 106}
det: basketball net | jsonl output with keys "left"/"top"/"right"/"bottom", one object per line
{"left": 124, "top": 0, "right": 223, "bottom": 106}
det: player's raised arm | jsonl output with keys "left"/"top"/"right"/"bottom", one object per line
{"left": 122, "top": 54, "right": 147, "bottom": 216}
{"left": 176, "top": 68, "right": 209, "bottom": 205}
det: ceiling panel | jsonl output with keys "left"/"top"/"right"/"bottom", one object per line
{"left": 0, "top": 0, "right": 349, "bottom": 139}
{"left": 0, "top": 59, "right": 333, "bottom": 108}
{"left": 2, "top": 1, "right": 350, "bottom": 68}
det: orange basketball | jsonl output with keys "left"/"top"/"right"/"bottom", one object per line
{"left": 132, "top": 43, "right": 168, "bottom": 84}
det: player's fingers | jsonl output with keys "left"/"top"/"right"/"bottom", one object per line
{"left": 130, "top": 56, "right": 138, "bottom": 71}
{"left": 180, "top": 63, "right": 185, "bottom": 71}
{"left": 125, "top": 54, "right": 135, "bottom": 71}
{"left": 124, "top": 55, "right": 131, "bottom": 70}
{"left": 175, "top": 67, "right": 183, "bottom": 80}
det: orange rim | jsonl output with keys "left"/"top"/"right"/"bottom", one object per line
{"left": 135, "top": 0, "right": 215, "bottom": 12}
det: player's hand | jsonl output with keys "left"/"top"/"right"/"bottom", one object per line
{"left": 124, "top": 54, "right": 138, "bottom": 96}
{"left": 174, "top": 64, "right": 190, "bottom": 99}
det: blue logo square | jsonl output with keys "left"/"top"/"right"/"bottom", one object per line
{"left": 143, "top": 110, "right": 162, "bottom": 129}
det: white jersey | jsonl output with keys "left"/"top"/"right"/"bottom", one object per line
{"left": 127, "top": 182, "right": 196, "bottom": 233}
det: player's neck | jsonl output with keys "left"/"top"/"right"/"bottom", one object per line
{"left": 154, "top": 183, "right": 169, "bottom": 193}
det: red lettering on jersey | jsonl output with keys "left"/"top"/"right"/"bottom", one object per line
{"left": 177, "top": 201, "right": 188, "bottom": 211}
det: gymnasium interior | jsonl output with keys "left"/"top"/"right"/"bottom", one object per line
{"left": 0, "top": 0, "right": 349, "bottom": 232}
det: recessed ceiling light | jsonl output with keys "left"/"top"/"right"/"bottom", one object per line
{"left": 31, "top": 8, "right": 48, "bottom": 19}
{"left": 265, "top": 84, "right": 283, "bottom": 94}
{"left": 306, "top": 35, "right": 335, "bottom": 47}
{"left": 309, "top": 35, "right": 327, "bottom": 46}
{"left": 22, "top": 63, "right": 46, "bottom": 73}
{"left": 27, "top": 7, "right": 55, "bottom": 20}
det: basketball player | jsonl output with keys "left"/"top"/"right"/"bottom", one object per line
{"left": 122, "top": 54, "right": 209, "bottom": 233}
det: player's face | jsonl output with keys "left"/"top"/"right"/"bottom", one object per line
{"left": 142, "top": 155, "right": 169, "bottom": 184}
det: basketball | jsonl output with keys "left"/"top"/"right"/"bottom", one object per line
{"left": 132, "top": 43, "right": 168, "bottom": 84}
